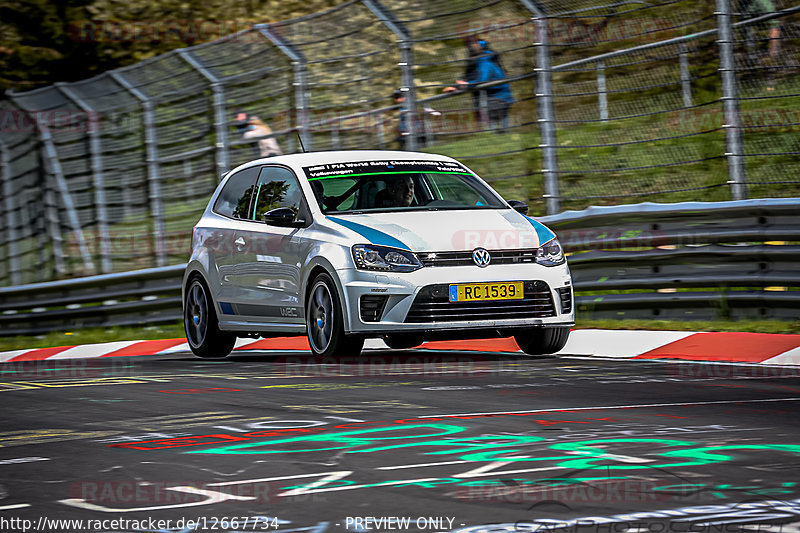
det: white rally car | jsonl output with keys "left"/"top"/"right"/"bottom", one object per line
{"left": 183, "top": 150, "right": 573, "bottom": 358}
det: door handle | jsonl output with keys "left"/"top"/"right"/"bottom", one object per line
{"left": 234, "top": 236, "right": 246, "bottom": 250}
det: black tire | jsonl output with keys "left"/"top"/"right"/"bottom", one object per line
{"left": 514, "top": 327, "right": 570, "bottom": 355}
{"left": 383, "top": 333, "right": 425, "bottom": 350}
{"left": 306, "top": 272, "right": 364, "bottom": 358}
{"left": 184, "top": 276, "right": 236, "bottom": 359}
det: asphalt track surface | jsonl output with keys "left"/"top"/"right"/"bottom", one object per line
{"left": 2, "top": 346, "right": 800, "bottom": 533}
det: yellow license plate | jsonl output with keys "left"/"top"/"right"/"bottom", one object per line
{"left": 449, "top": 281, "right": 524, "bottom": 302}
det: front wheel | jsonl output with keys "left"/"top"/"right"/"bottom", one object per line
{"left": 184, "top": 277, "right": 236, "bottom": 358}
{"left": 514, "top": 326, "right": 570, "bottom": 355}
{"left": 306, "top": 273, "right": 364, "bottom": 358}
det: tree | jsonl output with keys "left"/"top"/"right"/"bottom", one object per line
{"left": 0, "top": 0, "right": 347, "bottom": 94}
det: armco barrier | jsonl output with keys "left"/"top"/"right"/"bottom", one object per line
{"left": 0, "top": 199, "right": 798, "bottom": 336}
{"left": 0, "top": 265, "right": 184, "bottom": 336}
{"left": 540, "top": 198, "right": 800, "bottom": 321}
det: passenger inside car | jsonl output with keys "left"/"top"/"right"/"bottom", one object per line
{"left": 374, "top": 175, "right": 415, "bottom": 208}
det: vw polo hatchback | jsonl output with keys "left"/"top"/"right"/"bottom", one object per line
{"left": 183, "top": 150, "right": 573, "bottom": 358}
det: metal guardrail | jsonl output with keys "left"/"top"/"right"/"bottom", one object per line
{"left": 0, "top": 265, "right": 184, "bottom": 336}
{"left": 541, "top": 198, "right": 800, "bottom": 321}
{"left": 0, "top": 199, "right": 798, "bottom": 336}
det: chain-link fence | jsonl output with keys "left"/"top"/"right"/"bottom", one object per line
{"left": 2, "top": 0, "right": 799, "bottom": 286}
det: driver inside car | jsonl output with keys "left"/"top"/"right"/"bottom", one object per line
{"left": 375, "top": 175, "right": 415, "bottom": 208}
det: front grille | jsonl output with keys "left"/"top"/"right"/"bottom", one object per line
{"left": 360, "top": 295, "right": 388, "bottom": 322}
{"left": 558, "top": 286, "right": 573, "bottom": 314}
{"left": 405, "top": 280, "right": 555, "bottom": 323}
{"left": 419, "top": 249, "right": 538, "bottom": 267}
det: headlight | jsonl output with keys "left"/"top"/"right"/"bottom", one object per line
{"left": 352, "top": 244, "right": 422, "bottom": 272}
{"left": 536, "top": 238, "right": 565, "bottom": 266}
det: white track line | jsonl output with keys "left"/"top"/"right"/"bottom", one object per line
{"left": 377, "top": 460, "right": 474, "bottom": 470}
{"left": 418, "top": 397, "right": 800, "bottom": 418}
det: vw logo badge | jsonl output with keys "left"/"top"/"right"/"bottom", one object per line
{"left": 472, "top": 248, "right": 491, "bottom": 267}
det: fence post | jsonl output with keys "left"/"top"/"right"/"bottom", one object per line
{"left": 716, "top": 0, "right": 747, "bottom": 200}
{"left": 423, "top": 108, "right": 434, "bottom": 146}
{"left": 8, "top": 95, "right": 94, "bottom": 276}
{"left": 398, "top": 40, "right": 418, "bottom": 151}
{"left": 0, "top": 140, "right": 21, "bottom": 285}
{"left": 679, "top": 43, "right": 693, "bottom": 107}
{"left": 109, "top": 71, "right": 168, "bottom": 267}
{"left": 43, "top": 174, "right": 65, "bottom": 276}
{"left": 332, "top": 118, "right": 340, "bottom": 150}
{"left": 56, "top": 83, "right": 112, "bottom": 274}
{"left": 294, "top": 60, "right": 311, "bottom": 151}
{"left": 521, "top": 1, "right": 561, "bottom": 215}
{"left": 361, "top": 0, "right": 417, "bottom": 151}
{"left": 479, "top": 90, "right": 490, "bottom": 129}
{"left": 177, "top": 49, "right": 230, "bottom": 178}
{"left": 597, "top": 61, "right": 608, "bottom": 122}
{"left": 377, "top": 115, "right": 386, "bottom": 149}
{"left": 257, "top": 25, "right": 310, "bottom": 151}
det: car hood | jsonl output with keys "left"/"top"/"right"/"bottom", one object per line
{"left": 325, "top": 209, "right": 556, "bottom": 252}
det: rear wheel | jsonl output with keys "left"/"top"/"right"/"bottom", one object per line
{"left": 184, "top": 277, "right": 236, "bottom": 358}
{"left": 514, "top": 327, "right": 570, "bottom": 355}
{"left": 383, "top": 333, "right": 425, "bottom": 350}
{"left": 306, "top": 273, "right": 364, "bottom": 358}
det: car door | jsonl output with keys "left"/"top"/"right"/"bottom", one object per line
{"left": 210, "top": 166, "right": 259, "bottom": 311}
{"left": 232, "top": 165, "right": 311, "bottom": 325}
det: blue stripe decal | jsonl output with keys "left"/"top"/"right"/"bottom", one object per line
{"left": 219, "top": 302, "right": 235, "bottom": 315}
{"left": 524, "top": 216, "right": 557, "bottom": 245}
{"left": 327, "top": 216, "right": 411, "bottom": 251}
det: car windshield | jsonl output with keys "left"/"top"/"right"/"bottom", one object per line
{"left": 302, "top": 160, "right": 507, "bottom": 214}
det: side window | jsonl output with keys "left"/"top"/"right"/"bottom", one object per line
{"left": 213, "top": 167, "right": 258, "bottom": 219}
{"left": 252, "top": 166, "right": 305, "bottom": 221}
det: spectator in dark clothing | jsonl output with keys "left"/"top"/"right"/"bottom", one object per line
{"left": 234, "top": 110, "right": 249, "bottom": 135}
{"left": 393, "top": 89, "right": 409, "bottom": 149}
{"left": 444, "top": 37, "right": 482, "bottom": 123}
{"left": 445, "top": 36, "right": 507, "bottom": 126}
{"left": 392, "top": 89, "right": 440, "bottom": 149}
{"left": 739, "top": 0, "right": 780, "bottom": 58}
{"left": 738, "top": 0, "right": 781, "bottom": 90}
{"left": 456, "top": 37, "right": 514, "bottom": 132}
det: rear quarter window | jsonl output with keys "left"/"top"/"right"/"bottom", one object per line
{"left": 213, "top": 167, "right": 259, "bottom": 219}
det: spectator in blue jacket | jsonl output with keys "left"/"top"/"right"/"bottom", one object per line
{"left": 456, "top": 37, "right": 514, "bottom": 132}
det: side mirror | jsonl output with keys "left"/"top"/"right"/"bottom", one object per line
{"left": 508, "top": 200, "right": 529, "bottom": 215}
{"left": 263, "top": 207, "right": 303, "bottom": 227}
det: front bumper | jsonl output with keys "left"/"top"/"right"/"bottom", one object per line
{"left": 336, "top": 262, "right": 574, "bottom": 335}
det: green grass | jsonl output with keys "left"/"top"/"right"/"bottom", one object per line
{"left": 0, "top": 324, "right": 186, "bottom": 353}
{"left": 1, "top": 318, "right": 796, "bottom": 352}
{"left": 424, "top": 80, "right": 800, "bottom": 216}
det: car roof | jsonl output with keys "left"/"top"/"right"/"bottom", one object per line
{"left": 226, "top": 150, "right": 459, "bottom": 180}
